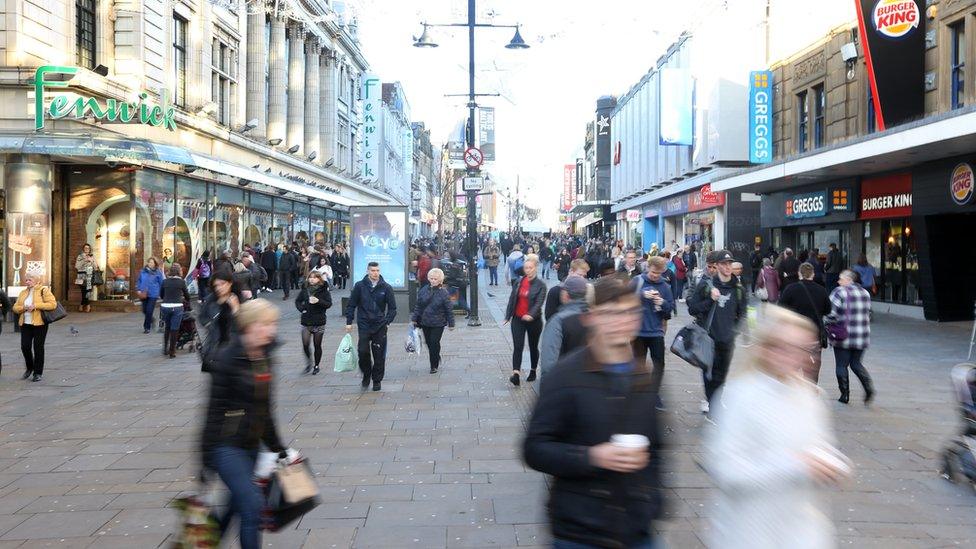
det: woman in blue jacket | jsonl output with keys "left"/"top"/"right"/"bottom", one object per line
{"left": 411, "top": 268, "right": 455, "bottom": 374}
{"left": 136, "top": 257, "right": 165, "bottom": 334}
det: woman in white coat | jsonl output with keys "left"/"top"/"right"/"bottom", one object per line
{"left": 705, "top": 305, "right": 851, "bottom": 549}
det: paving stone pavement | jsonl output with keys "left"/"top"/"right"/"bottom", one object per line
{"left": 0, "top": 273, "right": 972, "bottom": 548}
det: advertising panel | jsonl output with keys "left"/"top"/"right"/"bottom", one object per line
{"left": 478, "top": 107, "right": 495, "bottom": 161}
{"left": 626, "top": 210, "right": 642, "bottom": 222}
{"left": 660, "top": 193, "right": 689, "bottom": 216}
{"left": 785, "top": 190, "right": 828, "bottom": 219}
{"left": 563, "top": 164, "right": 575, "bottom": 211}
{"left": 855, "top": 0, "right": 925, "bottom": 130}
{"left": 659, "top": 68, "right": 695, "bottom": 146}
{"left": 687, "top": 184, "right": 726, "bottom": 212}
{"left": 361, "top": 74, "right": 381, "bottom": 182}
{"left": 748, "top": 71, "right": 773, "bottom": 163}
{"left": 860, "top": 172, "right": 913, "bottom": 219}
{"left": 350, "top": 207, "right": 408, "bottom": 289}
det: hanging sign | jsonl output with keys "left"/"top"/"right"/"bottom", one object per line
{"left": 748, "top": 71, "right": 773, "bottom": 163}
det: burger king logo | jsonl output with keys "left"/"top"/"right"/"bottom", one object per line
{"left": 872, "top": 0, "right": 920, "bottom": 39}
{"left": 950, "top": 163, "right": 974, "bottom": 205}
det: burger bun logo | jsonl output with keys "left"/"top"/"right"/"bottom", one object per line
{"left": 872, "top": 0, "right": 920, "bottom": 39}
{"left": 951, "top": 163, "right": 975, "bottom": 205}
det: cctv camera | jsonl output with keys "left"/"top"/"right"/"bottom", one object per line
{"left": 840, "top": 42, "right": 857, "bottom": 63}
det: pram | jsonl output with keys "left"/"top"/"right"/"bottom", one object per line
{"left": 176, "top": 305, "right": 197, "bottom": 352}
{"left": 940, "top": 363, "right": 976, "bottom": 491}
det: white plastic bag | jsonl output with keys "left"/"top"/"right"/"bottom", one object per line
{"left": 334, "top": 333, "right": 357, "bottom": 372}
{"left": 404, "top": 325, "right": 421, "bottom": 354}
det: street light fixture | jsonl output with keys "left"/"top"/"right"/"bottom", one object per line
{"left": 414, "top": 0, "right": 528, "bottom": 328}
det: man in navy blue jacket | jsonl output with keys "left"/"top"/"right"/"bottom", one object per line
{"left": 345, "top": 262, "right": 397, "bottom": 391}
{"left": 631, "top": 256, "right": 674, "bottom": 409}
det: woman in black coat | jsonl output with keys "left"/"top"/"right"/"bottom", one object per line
{"left": 201, "top": 299, "right": 287, "bottom": 549}
{"left": 332, "top": 245, "right": 350, "bottom": 289}
{"left": 504, "top": 255, "right": 547, "bottom": 386}
{"left": 295, "top": 270, "right": 333, "bottom": 374}
{"left": 412, "top": 268, "right": 455, "bottom": 374}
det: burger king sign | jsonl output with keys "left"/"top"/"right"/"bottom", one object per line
{"left": 872, "top": 0, "right": 920, "bottom": 39}
{"left": 951, "top": 163, "right": 975, "bottom": 206}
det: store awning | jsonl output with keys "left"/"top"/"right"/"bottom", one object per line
{"left": 611, "top": 168, "right": 737, "bottom": 213}
{"left": 711, "top": 106, "right": 976, "bottom": 194}
{"left": 187, "top": 153, "right": 365, "bottom": 207}
{"left": 0, "top": 134, "right": 194, "bottom": 164}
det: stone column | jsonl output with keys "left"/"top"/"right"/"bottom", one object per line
{"left": 304, "top": 40, "right": 321, "bottom": 161}
{"left": 286, "top": 23, "right": 306, "bottom": 153}
{"left": 320, "top": 52, "right": 337, "bottom": 164}
{"left": 267, "top": 15, "right": 287, "bottom": 144}
{"left": 245, "top": 5, "right": 267, "bottom": 140}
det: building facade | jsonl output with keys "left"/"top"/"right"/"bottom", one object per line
{"left": 411, "top": 122, "right": 438, "bottom": 237}
{"left": 714, "top": 0, "right": 976, "bottom": 321}
{"left": 378, "top": 82, "right": 412, "bottom": 206}
{"left": 0, "top": 0, "right": 398, "bottom": 307}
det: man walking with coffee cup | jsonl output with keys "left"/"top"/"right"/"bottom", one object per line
{"left": 523, "top": 274, "right": 664, "bottom": 549}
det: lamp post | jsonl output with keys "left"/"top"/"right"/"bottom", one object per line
{"left": 414, "top": 0, "right": 528, "bottom": 327}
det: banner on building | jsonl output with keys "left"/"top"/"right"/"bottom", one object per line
{"left": 748, "top": 71, "right": 773, "bottom": 163}
{"left": 860, "top": 172, "right": 913, "bottom": 219}
{"left": 361, "top": 74, "right": 381, "bottom": 182}
{"left": 659, "top": 68, "right": 695, "bottom": 146}
{"left": 855, "top": 0, "right": 925, "bottom": 130}
{"left": 478, "top": 107, "right": 495, "bottom": 161}
{"left": 350, "top": 207, "right": 408, "bottom": 289}
{"left": 563, "top": 164, "right": 575, "bottom": 211}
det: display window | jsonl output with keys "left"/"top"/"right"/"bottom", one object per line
{"left": 862, "top": 219, "right": 919, "bottom": 304}
{"left": 68, "top": 167, "right": 132, "bottom": 300}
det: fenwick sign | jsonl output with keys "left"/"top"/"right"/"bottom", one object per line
{"left": 33, "top": 65, "right": 177, "bottom": 131}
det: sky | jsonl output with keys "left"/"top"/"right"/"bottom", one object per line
{"left": 351, "top": 0, "right": 856, "bottom": 229}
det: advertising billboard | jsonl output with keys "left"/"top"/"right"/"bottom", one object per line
{"left": 855, "top": 0, "right": 925, "bottom": 130}
{"left": 748, "top": 71, "right": 773, "bottom": 163}
{"left": 860, "top": 172, "right": 913, "bottom": 219}
{"left": 659, "top": 68, "right": 695, "bottom": 146}
{"left": 563, "top": 164, "right": 575, "bottom": 211}
{"left": 350, "top": 207, "right": 408, "bottom": 289}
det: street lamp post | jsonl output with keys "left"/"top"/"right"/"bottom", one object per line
{"left": 414, "top": 0, "right": 528, "bottom": 327}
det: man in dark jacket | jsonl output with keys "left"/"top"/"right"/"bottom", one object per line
{"left": 260, "top": 247, "right": 277, "bottom": 292}
{"left": 807, "top": 247, "right": 826, "bottom": 286}
{"left": 617, "top": 249, "right": 641, "bottom": 278}
{"left": 824, "top": 242, "right": 843, "bottom": 291}
{"left": 777, "top": 262, "right": 831, "bottom": 382}
{"left": 345, "top": 262, "right": 397, "bottom": 391}
{"left": 632, "top": 256, "right": 674, "bottom": 408}
{"left": 777, "top": 247, "right": 801, "bottom": 291}
{"left": 544, "top": 258, "right": 589, "bottom": 321}
{"left": 538, "top": 275, "right": 589, "bottom": 378}
{"left": 524, "top": 274, "right": 664, "bottom": 548}
{"left": 749, "top": 244, "right": 763, "bottom": 293}
{"left": 277, "top": 247, "right": 297, "bottom": 299}
{"left": 687, "top": 250, "right": 747, "bottom": 417}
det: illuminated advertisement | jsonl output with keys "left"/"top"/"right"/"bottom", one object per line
{"left": 658, "top": 68, "right": 694, "bottom": 146}
{"left": 350, "top": 207, "right": 407, "bottom": 289}
{"left": 748, "top": 71, "right": 773, "bottom": 163}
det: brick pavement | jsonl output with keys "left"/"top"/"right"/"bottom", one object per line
{"left": 0, "top": 274, "right": 972, "bottom": 548}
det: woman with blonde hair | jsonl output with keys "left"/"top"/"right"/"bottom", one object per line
{"left": 705, "top": 305, "right": 850, "bottom": 548}
{"left": 295, "top": 270, "right": 333, "bottom": 374}
{"left": 504, "top": 254, "right": 547, "bottom": 386}
{"left": 12, "top": 275, "right": 59, "bottom": 382}
{"left": 412, "top": 267, "right": 455, "bottom": 374}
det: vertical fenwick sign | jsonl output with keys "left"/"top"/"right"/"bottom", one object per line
{"left": 748, "top": 70, "right": 773, "bottom": 163}
{"left": 34, "top": 65, "right": 177, "bottom": 131}
{"left": 855, "top": 0, "right": 925, "bottom": 130}
{"left": 361, "top": 74, "right": 381, "bottom": 183}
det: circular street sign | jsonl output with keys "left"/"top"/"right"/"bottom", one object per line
{"left": 463, "top": 147, "right": 484, "bottom": 168}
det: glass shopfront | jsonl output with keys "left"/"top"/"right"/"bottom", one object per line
{"left": 862, "top": 219, "right": 919, "bottom": 304}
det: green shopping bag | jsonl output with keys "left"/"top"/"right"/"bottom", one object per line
{"left": 334, "top": 333, "right": 358, "bottom": 373}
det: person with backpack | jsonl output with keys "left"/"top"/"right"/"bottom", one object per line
{"left": 295, "top": 270, "right": 333, "bottom": 375}
{"left": 412, "top": 268, "right": 455, "bottom": 374}
{"left": 260, "top": 244, "right": 277, "bottom": 292}
{"left": 538, "top": 242, "right": 554, "bottom": 280}
{"left": 507, "top": 244, "right": 525, "bottom": 286}
{"left": 277, "top": 244, "right": 297, "bottom": 300}
{"left": 192, "top": 251, "right": 214, "bottom": 303}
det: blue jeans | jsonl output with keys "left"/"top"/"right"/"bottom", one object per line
{"left": 488, "top": 266, "right": 499, "bottom": 285}
{"left": 553, "top": 538, "right": 656, "bottom": 549}
{"left": 142, "top": 297, "right": 157, "bottom": 331}
{"left": 210, "top": 446, "right": 262, "bottom": 549}
{"left": 542, "top": 260, "right": 552, "bottom": 279}
{"left": 834, "top": 347, "right": 872, "bottom": 386}
{"left": 160, "top": 306, "right": 184, "bottom": 331}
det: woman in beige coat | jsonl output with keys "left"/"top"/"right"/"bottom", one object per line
{"left": 11, "top": 275, "right": 58, "bottom": 382}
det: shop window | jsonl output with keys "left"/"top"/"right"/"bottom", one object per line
{"left": 68, "top": 168, "right": 131, "bottom": 301}
{"left": 248, "top": 192, "right": 274, "bottom": 253}
{"left": 797, "top": 91, "right": 809, "bottom": 153}
{"left": 293, "top": 203, "right": 311, "bottom": 248}
{"left": 175, "top": 176, "right": 209, "bottom": 273}
{"left": 879, "top": 220, "right": 919, "bottom": 305}
{"left": 951, "top": 21, "right": 965, "bottom": 109}
{"left": 311, "top": 207, "right": 326, "bottom": 245}
{"left": 813, "top": 84, "right": 825, "bottom": 149}
{"left": 273, "top": 197, "right": 293, "bottom": 246}
{"left": 76, "top": 0, "right": 96, "bottom": 70}
{"left": 214, "top": 185, "right": 244, "bottom": 253}
{"left": 134, "top": 170, "right": 176, "bottom": 272}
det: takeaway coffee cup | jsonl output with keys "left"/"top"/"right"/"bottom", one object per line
{"left": 611, "top": 434, "right": 650, "bottom": 450}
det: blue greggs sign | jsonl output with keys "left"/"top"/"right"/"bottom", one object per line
{"left": 748, "top": 71, "right": 773, "bottom": 164}
{"left": 785, "top": 190, "right": 827, "bottom": 219}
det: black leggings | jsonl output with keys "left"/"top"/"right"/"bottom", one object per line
{"left": 80, "top": 287, "right": 91, "bottom": 306}
{"left": 511, "top": 317, "right": 543, "bottom": 372}
{"left": 422, "top": 326, "right": 445, "bottom": 370}
{"left": 21, "top": 324, "right": 49, "bottom": 375}
{"left": 633, "top": 336, "right": 666, "bottom": 395}
{"left": 301, "top": 326, "right": 324, "bottom": 366}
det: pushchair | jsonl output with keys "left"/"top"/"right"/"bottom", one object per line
{"left": 176, "top": 306, "right": 198, "bottom": 352}
{"left": 940, "top": 363, "right": 976, "bottom": 492}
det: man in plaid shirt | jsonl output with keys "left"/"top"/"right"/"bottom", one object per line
{"left": 827, "top": 269, "right": 874, "bottom": 404}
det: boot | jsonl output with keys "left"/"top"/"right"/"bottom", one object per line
{"left": 168, "top": 331, "right": 179, "bottom": 358}
{"left": 855, "top": 371, "right": 875, "bottom": 405}
{"left": 836, "top": 376, "right": 850, "bottom": 404}
{"left": 162, "top": 330, "right": 170, "bottom": 356}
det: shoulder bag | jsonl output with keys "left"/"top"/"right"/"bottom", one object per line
{"left": 91, "top": 270, "right": 104, "bottom": 286}
{"left": 825, "top": 287, "right": 849, "bottom": 342}
{"left": 670, "top": 301, "right": 716, "bottom": 377}
{"left": 39, "top": 287, "right": 68, "bottom": 324}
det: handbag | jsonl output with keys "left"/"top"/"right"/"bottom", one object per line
{"left": 263, "top": 458, "right": 320, "bottom": 532}
{"left": 74, "top": 274, "right": 86, "bottom": 286}
{"left": 825, "top": 287, "right": 849, "bottom": 343}
{"left": 670, "top": 302, "right": 717, "bottom": 377}
{"left": 755, "top": 286, "right": 768, "bottom": 301}
{"left": 91, "top": 270, "right": 104, "bottom": 286}
{"left": 39, "top": 288, "right": 67, "bottom": 324}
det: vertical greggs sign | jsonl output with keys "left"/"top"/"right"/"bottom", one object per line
{"left": 855, "top": 0, "right": 925, "bottom": 130}
{"left": 748, "top": 71, "right": 773, "bottom": 163}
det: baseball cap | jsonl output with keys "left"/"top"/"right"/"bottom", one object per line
{"left": 561, "top": 275, "right": 589, "bottom": 300}
{"left": 707, "top": 250, "right": 734, "bottom": 263}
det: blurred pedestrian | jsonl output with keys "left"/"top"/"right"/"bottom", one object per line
{"left": 201, "top": 299, "right": 288, "bottom": 549}
{"left": 852, "top": 254, "right": 877, "bottom": 296}
{"left": 484, "top": 240, "right": 502, "bottom": 286}
{"left": 412, "top": 268, "right": 455, "bottom": 374}
{"left": 295, "top": 270, "right": 333, "bottom": 375}
{"left": 332, "top": 245, "right": 350, "bottom": 289}
{"left": 825, "top": 243, "right": 843, "bottom": 291}
{"left": 200, "top": 268, "right": 240, "bottom": 353}
{"left": 706, "top": 305, "right": 849, "bottom": 549}
{"left": 632, "top": 257, "right": 675, "bottom": 409}
{"left": 777, "top": 263, "right": 831, "bottom": 383}
{"left": 504, "top": 254, "right": 546, "bottom": 386}
{"left": 160, "top": 264, "right": 191, "bottom": 358}
{"left": 777, "top": 248, "right": 801, "bottom": 290}
{"left": 828, "top": 270, "right": 874, "bottom": 404}
{"left": 136, "top": 257, "right": 165, "bottom": 334}
{"left": 524, "top": 274, "right": 664, "bottom": 549}
{"left": 545, "top": 259, "right": 589, "bottom": 321}
{"left": 192, "top": 250, "right": 213, "bottom": 303}
{"left": 12, "top": 275, "right": 58, "bottom": 382}
{"left": 345, "top": 262, "right": 397, "bottom": 391}
{"left": 506, "top": 244, "right": 525, "bottom": 286}
{"left": 538, "top": 275, "right": 589, "bottom": 378}
{"left": 756, "top": 257, "right": 780, "bottom": 303}
{"left": 277, "top": 244, "right": 297, "bottom": 300}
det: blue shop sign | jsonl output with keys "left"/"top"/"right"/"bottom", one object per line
{"left": 785, "top": 190, "right": 828, "bottom": 219}
{"left": 749, "top": 71, "right": 773, "bottom": 164}
{"left": 661, "top": 194, "right": 689, "bottom": 216}
{"left": 643, "top": 203, "right": 660, "bottom": 218}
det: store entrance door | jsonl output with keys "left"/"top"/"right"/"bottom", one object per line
{"left": 798, "top": 226, "right": 850, "bottom": 267}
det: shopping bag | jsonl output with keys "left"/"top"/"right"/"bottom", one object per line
{"left": 263, "top": 459, "right": 320, "bottom": 532}
{"left": 669, "top": 304, "right": 716, "bottom": 377}
{"left": 334, "top": 333, "right": 357, "bottom": 372}
{"left": 170, "top": 494, "right": 220, "bottom": 548}
{"left": 404, "top": 325, "right": 421, "bottom": 354}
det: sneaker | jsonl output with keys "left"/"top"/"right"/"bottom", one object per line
{"left": 655, "top": 395, "right": 666, "bottom": 411}
{"left": 143, "top": 329, "right": 150, "bottom": 334}
{"left": 31, "top": 374, "right": 41, "bottom": 382}
{"left": 312, "top": 366, "right": 320, "bottom": 375}
{"left": 430, "top": 367, "right": 438, "bottom": 374}
{"left": 700, "top": 400, "right": 710, "bottom": 414}
{"left": 704, "top": 413, "right": 716, "bottom": 426}
{"left": 678, "top": 298, "right": 686, "bottom": 303}
{"left": 372, "top": 381, "right": 381, "bottom": 392}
